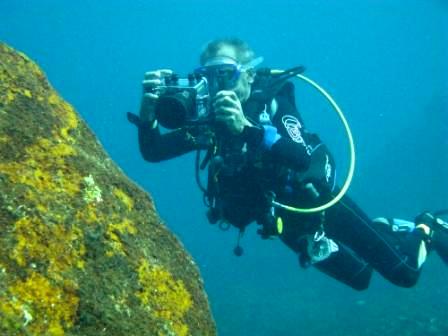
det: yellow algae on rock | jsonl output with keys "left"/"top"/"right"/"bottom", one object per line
{"left": 1, "top": 271, "right": 79, "bottom": 336}
{"left": 0, "top": 135, "right": 79, "bottom": 191}
{"left": 137, "top": 259, "right": 192, "bottom": 336}
{"left": 10, "top": 216, "right": 86, "bottom": 272}
{"left": 0, "top": 43, "right": 216, "bottom": 336}
{"left": 113, "top": 187, "right": 134, "bottom": 211}
{"left": 105, "top": 218, "right": 137, "bottom": 257}
{"left": 23, "top": 89, "right": 32, "bottom": 98}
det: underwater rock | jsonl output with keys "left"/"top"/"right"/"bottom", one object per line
{"left": 0, "top": 43, "right": 216, "bottom": 336}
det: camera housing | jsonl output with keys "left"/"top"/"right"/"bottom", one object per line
{"left": 152, "top": 73, "right": 210, "bottom": 129}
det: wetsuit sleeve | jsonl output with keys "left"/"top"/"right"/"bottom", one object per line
{"left": 138, "top": 122, "right": 200, "bottom": 162}
{"left": 126, "top": 110, "right": 204, "bottom": 162}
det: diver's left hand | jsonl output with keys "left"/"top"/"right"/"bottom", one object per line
{"left": 213, "top": 90, "right": 252, "bottom": 134}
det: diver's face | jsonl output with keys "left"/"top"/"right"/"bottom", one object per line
{"left": 206, "top": 45, "right": 254, "bottom": 102}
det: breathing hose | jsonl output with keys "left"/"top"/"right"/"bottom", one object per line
{"left": 270, "top": 70, "right": 356, "bottom": 213}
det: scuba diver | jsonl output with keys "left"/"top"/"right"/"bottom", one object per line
{"left": 128, "top": 38, "right": 448, "bottom": 290}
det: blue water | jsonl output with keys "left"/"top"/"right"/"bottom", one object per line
{"left": 1, "top": 1, "right": 447, "bottom": 335}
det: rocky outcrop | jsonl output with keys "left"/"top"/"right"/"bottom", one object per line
{"left": 0, "top": 43, "right": 216, "bottom": 336}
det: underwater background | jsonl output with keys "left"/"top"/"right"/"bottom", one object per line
{"left": 1, "top": 1, "right": 447, "bottom": 335}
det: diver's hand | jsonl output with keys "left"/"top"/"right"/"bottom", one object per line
{"left": 140, "top": 69, "right": 173, "bottom": 125}
{"left": 213, "top": 90, "right": 252, "bottom": 134}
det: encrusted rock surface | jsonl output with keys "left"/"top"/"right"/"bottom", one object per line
{"left": 0, "top": 43, "right": 216, "bottom": 336}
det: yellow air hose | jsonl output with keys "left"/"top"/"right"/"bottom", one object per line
{"left": 270, "top": 70, "right": 356, "bottom": 213}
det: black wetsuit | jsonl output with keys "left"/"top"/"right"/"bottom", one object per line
{"left": 131, "top": 83, "right": 427, "bottom": 290}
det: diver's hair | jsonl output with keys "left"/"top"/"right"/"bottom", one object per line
{"left": 199, "top": 38, "right": 255, "bottom": 65}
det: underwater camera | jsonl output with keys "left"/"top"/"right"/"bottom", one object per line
{"left": 151, "top": 73, "right": 211, "bottom": 129}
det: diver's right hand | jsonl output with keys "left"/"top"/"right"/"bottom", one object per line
{"left": 140, "top": 69, "right": 173, "bottom": 125}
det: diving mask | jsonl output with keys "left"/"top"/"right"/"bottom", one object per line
{"left": 195, "top": 56, "right": 263, "bottom": 92}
